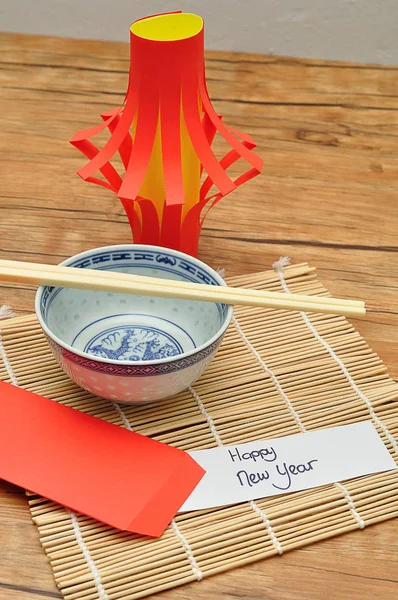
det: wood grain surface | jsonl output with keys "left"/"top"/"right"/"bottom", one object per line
{"left": 0, "top": 32, "right": 398, "bottom": 600}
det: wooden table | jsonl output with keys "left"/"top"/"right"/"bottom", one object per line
{"left": 1, "top": 32, "right": 398, "bottom": 600}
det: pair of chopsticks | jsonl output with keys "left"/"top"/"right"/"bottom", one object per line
{"left": 0, "top": 259, "right": 366, "bottom": 317}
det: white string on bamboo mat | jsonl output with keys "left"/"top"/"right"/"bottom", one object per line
{"left": 232, "top": 280, "right": 366, "bottom": 530}
{"left": 0, "top": 331, "right": 18, "bottom": 387}
{"left": 0, "top": 315, "right": 109, "bottom": 600}
{"left": 273, "top": 257, "right": 398, "bottom": 459}
{"left": 211, "top": 271, "right": 289, "bottom": 551}
{"left": 232, "top": 316, "right": 305, "bottom": 433}
{"left": 170, "top": 519, "right": 203, "bottom": 581}
{"left": 0, "top": 306, "right": 17, "bottom": 386}
{"left": 188, "top": 385, "right": 223, "bottom": 447}
{"left": 112, "top": 401, "right": 133, "bottom": 431}
{"left": 0, "top": 305, "right": 14, "bottom": 320}
{"left": 188, "top": 385, "right": 283, "bottom": 555}
{"left": 249, "top": 500, "right": 284, "bottom": 554}
{"left": 333, "top": 483, "right": 365, "bottom": 529}
{"left": 112, "top": 402, "right": 203, "bottom": 581}
{"left": 67, "top": 509, "right": 110, "bottom": 599}
{"left": 271, "top": 257, "right": 372, "bottom": 528}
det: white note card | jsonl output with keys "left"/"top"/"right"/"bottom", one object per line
{"left": 180, "top": 422, "right": 396, "bottom": 512}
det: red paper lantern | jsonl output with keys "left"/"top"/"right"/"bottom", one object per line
{"left": 71, "top": 12, "right": 262, "bottom": 256}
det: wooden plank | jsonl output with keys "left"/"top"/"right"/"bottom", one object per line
{"left": 0, "top": 31, "right": 398, "bottom": 600}
{"left": 0, "top": 483, "right": 61, "bottom": 599}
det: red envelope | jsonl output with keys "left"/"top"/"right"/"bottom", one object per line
{"left": 0, "top": 381, "right": 204, "bottom": 536}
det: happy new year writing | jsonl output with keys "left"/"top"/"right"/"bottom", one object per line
{"left": 228, "top": 446, "right": 318, "bottom": 491}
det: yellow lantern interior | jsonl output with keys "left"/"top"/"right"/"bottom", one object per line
{"left": 130, "top": 13, "right": 203, "bottom": 41}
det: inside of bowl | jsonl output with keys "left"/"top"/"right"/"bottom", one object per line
{"left": 39, "top": 249, "right": 229, "bottom": 362}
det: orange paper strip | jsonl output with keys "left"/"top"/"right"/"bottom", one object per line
{"left": 0, "top": 381, "right": 205, "bottom": 537}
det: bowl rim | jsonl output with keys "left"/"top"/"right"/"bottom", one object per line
{"left": 35, "top": 244, "right": 233, "bottom": 366}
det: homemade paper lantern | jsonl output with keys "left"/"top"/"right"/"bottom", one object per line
{"left": 71, "top": 11, "right": 263, "bottom": 256}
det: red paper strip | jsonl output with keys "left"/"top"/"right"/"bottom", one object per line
{"left": 182, "top": 66, "right": 235, "bottom": 197}
{"left": 0, "top": 381, "right": 204, "bottom": 537}
{"left": 138, "top": 197, "right": 161, "bottom": 244}
{"left": 118, "top": 69, "right": 159, "bottom": 202}
{"left": 159, "top": 46, "right": 185, "bottom": 208}
{"left": 161, "top": 204, "right": 182, "bottom": 249}
{"left": 101, "top": 109, "right": 133, "bottom": 169}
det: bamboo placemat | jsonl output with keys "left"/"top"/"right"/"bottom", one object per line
{"left": 1, "top": 261, "right": 398, "bottom": 600}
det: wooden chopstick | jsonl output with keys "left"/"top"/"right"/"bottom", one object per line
{"left": 0, "top": 259, "right": 364, "bottom": 308}
{"left": 0, "top": 259, "right": 366, "bottom": 317}
{"left": 0, "top": 259, "right": 363, "bottom": 308}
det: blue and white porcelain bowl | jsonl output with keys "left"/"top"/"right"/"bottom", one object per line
{"left": 35, "top": 245, "right": 233, "bottom": 404}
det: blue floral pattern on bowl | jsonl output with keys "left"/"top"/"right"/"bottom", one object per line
{"left": 85, "top": 326, "right": 182, "bottom": 362}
